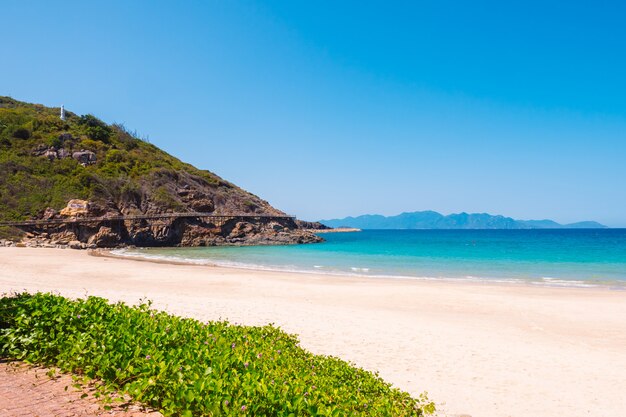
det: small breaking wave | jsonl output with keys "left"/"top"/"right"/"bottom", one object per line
{"left": 534, "top": 277, "right": 599, "bottom": 288}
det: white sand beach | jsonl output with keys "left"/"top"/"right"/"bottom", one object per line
{"left": 1, "top": 247, "right": 625, "bottom": 417}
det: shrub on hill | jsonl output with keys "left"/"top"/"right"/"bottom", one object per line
{"left": 79, "top": 114, "right": 112, "bottom": 143}
{"left": 0, "top": 293, "right": 435, "bottom": 416}
{"left": 12, "top": 127, "right": 30, "bottom": 139}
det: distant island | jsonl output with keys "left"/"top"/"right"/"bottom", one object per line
{"left": 319, "top": 211, "right": 607, "bottom": 230}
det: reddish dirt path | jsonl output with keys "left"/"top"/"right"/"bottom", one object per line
{"left": 0, "top": 361, "right": 162, "bottom": 417}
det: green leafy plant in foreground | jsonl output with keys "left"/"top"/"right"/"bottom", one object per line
{"left": 0, "top": 293, "right": 435, "bottom": 416}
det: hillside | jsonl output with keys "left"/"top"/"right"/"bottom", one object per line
{"left": 0, "top": 97, "right": 321, "bottom": 247}
{"left": 320, "top": 211, "right": 607, "bottom": 230}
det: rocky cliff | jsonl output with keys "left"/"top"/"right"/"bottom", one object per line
{"left": 0, "top": 97, "right": 322, "bottom": 247}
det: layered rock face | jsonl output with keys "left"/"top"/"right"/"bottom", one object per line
{"left": 19, "top": 201, "right": 322, "bottom": 249}
{"left": 19, "top": 218, "right": 321, "bottom": 249}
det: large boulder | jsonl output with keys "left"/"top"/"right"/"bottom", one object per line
{"left": 227, "top": 222, "right": 257, "bottom": 239}
{"left": 72, "top": 150, "right": 97, "bottom": 165}
{"left": 60, "top": 199, "right": 89, "bottom": 217}
{"left": 49, "top": 230, "right": 78, "bottom": 245}
{"left": 88, "top": 226, "right": 121, "bottom": 247}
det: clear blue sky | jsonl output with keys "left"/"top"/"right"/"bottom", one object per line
{"left": 3, "top": 1, "right": 626, "bottom": 226}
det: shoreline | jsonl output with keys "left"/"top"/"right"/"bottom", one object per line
{"left": 100, "top": 247, "right": 625, "bottom": 291}
{"left": 90, "top": 248, "right": 218, "bottom": 267}
{"left": 2, "top": 247, "right": 626, "bottom": 417}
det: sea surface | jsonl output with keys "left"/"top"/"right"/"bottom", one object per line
{"left": 115, "top": 229, "right": 626, "bottom": 288}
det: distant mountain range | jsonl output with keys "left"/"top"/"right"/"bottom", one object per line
{"left": 319, "top": 211, "right": 607, "bottom": 230}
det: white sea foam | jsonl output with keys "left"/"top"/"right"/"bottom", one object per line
{"left": 535, "top": 277, "right": 599, "bottom": 288}
{"left": 110, "top": 249, "right": 212, "bottom": 265}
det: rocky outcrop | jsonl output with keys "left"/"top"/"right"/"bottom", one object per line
{"left": 190, "top": 199, "right": 215, "bottom": 212}
{"left": 10, "top": 174, "right": 325, "bottom": 248}
{"left": 72, "top": 150, "right": 97, "bottom": 166}
{"left": 87, "top": 226, "right": 121, "bottom": 247}
{"left": 177, "top": 219, "right": 321, "bottom": 247}
{"left": 59, "top": 200, "right": 90, "bottom": 217}
{"left": 17, "top": 215, "right": 322, "bottom": 249}
{"left": 295, "top": 220, "right": 332, "bottom": 230}
{"left": 14, "top": 199, "right": 323, "bottom": 249}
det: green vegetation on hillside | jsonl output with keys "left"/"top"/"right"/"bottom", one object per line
{"left": 0, "top": 293, "right": 435, "bottom": 416}
{"left": 0, "top": 97, "right": 242, "bottom": 223}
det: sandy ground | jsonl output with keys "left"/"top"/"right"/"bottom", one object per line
{"left": 1, "top": 247, "right": 625, "bottom": 417}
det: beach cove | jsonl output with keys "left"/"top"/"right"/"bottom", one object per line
{"left": 1, "top": 247, "right": 625, "bottom": 417}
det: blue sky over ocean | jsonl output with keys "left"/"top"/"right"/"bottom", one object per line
{"left": 3, "top": 1, "right": 626, "bottom": 225}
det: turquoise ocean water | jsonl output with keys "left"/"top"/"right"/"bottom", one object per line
{"left": 116, "top": 229, "right": 626, "bottom": 288}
